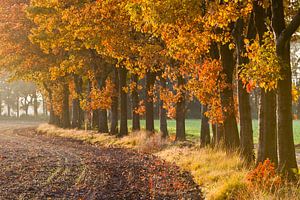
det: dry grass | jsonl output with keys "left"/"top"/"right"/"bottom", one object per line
{"left": 155, "top": 146, "right": 248, "bottom": 199}
{"left": 37, "top": 123, "right": 168, "bottom": 153}
{"left": 37, "top": 124, "right": 300, "bottom": 200}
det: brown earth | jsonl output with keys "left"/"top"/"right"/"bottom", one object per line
{"left": 0, "top": 122, "right": 202, "bottom": 200}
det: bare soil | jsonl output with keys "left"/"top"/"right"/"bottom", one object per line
{"left": 0, "top": 122, "right": 202, "bottom": 200}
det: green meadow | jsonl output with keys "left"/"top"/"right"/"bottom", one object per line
{"left": 128, "top": 119, "right": 300, "bottom": 144}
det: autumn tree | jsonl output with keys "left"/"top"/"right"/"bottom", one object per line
{"left": 271, "top": 0, "right": 300, "bottom": 175}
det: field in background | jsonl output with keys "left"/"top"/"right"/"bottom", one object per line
{"left": 127, "top": 119, "right": 300, "bottom": 144}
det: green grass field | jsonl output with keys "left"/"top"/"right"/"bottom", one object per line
{"left": 128, "top": 119, "right": 300, "bottom": 144}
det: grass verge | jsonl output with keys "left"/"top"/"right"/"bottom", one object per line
{"left": 36, "top": 124, "right": 299, "bottom": 200}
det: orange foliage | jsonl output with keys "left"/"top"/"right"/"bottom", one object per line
{"left": 246, "top": 159, "right": 282, "bottom": 191}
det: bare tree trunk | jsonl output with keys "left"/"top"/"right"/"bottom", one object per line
{"left": 110, "top": 67, "right": 119, "bottom": 135}
{"left": 96, "top": 76, "right": 109, "bottom": 133}
{"left": 257, "top": 90, "right": 278, "bottom": 164}
{"left": 118, "top": 67, "right": 128, "bottom": 137}
{"left": 176, "top": 76, "right": 186, "bottom": 141}
{"left": 145, "top": 72, "right": 155, "bottom": 133}
{"left": 160, "top": 78, "right": 168, "bottom": 138}
{"left": 254, "top": 2, "right": 278, "bottom": 165}
{"left": 33, "top": 91, "right": 38, "bottom": 118}
{"left": 72, "top": 75, "right": 83, "bottom": 129}
{"left": 219, "top": 43, "right": 240, "bottom": 150}
{"left": 62, "top": 83, "right": 71, "bottom": 128}
{"left": 211, "top": 124, "right": 217, "bottom": 145}
{"left": 98, "top": 109, "right": 108, "bottom": 133}
{"left": 16, "top": 96, "right": 19, "bottom": 118}
{"left": 234, "top": 17, "right": 255, "bottom": 162}
{"left": 92, "top": 110, "right": 99, "bottom": 129}
{"left": 131, "top": 74, "right": 140, "bottom": 131}
{"left": 200, "top": 105, "right": 210, "bottom": 147}
{"left": 271, "top": 0, "right": 299, "bottom": 175}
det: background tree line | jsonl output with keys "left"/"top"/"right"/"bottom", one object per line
{"left": 0, "top": 78, "right": 47, "bottom": 118}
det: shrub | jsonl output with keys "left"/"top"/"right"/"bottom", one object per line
{"left": 246, "top": 159, "right": 282, "bottom": 191}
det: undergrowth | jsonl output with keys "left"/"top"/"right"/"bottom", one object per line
{"left": 37, "top": 124, "right": 300, "bottom": 200}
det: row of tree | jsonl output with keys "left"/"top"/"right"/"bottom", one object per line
{"left": 0, "top": 0, "right": 299, "bottom": 176}
{"left": 0, "top": 78, "right": 45, "bottom": 117}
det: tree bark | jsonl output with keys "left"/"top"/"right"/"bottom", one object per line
{"left": 16, "top": 96, "right": 19, "bottom": 118}
{"left": 96, "top": 77, "right": 109, "bottom": 133}
{"left": 98, "top": 109, "right": 108, "bottom": 133}
{"left": 118, "top": 67, "right": 128, "bottom": 136}
{"left": 33, "top": 91, "right": 38, "bottom": 118}
{"left": 110, "top": 67, "right": 119, "bottom": 135}
{"left": 234, "top": 17, "right": 255, "bottom": 162}
{"left": 200, "top": 105, "right": 210, "bottom": 147}
{"left": 62, "top": 83, "right": 71, "bottom": 128}
{"left": 160, "top": 78, "right": 168, "bottom": 138}
{"left": 145, "top": 71, "right": 155, "bottom": 133}
{"left": 176, "top": 76, "right": 186, "bottom": 141}
{"left": 92, "top": 110, "right": 99, "bottom": 129}
{"left": 219, "top": 43, "right": 240, "bottom": 150}
{"left": 131, "top": 73, "right": 140, "bottom": 131}
{"left": 257, "top": 90, "right": 278, "bottom": 164}
{"left": 71, "top": 97, "right": 80, "bottom": 128}
{"left": 42, "top": 95, "right": 47, "bottom": 116}
{"left": 209, "top": 43, "right": 223, "bottom": 146}
{"left": 72, "top": 75, "right": 83, "bottom": 129}
{"left": 271, "top": 0, "right": 299, "bottom": 174}
{"left": 254, "top": 2, "right": 278, "bottom": 165}
{"left": 211, "top": 124, "right": 217, "bottom": 145}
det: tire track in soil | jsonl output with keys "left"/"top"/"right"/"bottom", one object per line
{"left": 0, "top": 124, "right": 203, "bottom": 200}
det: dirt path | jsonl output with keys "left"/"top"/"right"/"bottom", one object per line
{"left": 0, "top": 122, "right": 202, "bottom": 200}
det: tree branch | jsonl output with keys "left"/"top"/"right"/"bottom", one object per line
{"left": 278, "top": 8, "right": 300, "bottom": 45}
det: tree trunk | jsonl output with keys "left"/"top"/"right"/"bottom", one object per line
{"left": 72, "top": 98, "right": 80, "bottom": 128}
{"left": 257, "top": 90, "right": 278, "bottom": 164}
{"left": 131, "top": 74, "right": 140, "bottom": 131}
{"left": 238, "top": 81, "right": 255, "bottom": 162}
{"left": 176, "top": 76, "right": 186, "bottom": 141}
{"left": 160, "top": 78, "right": 168, "bottom": 138}
{"left": 110, "top": 67, "right": 119, "bottom": 135}
{"left": 62, "top": 83, "right": 71, "bottom": 128}
{"left": 200, "top": 105, "right": 210, "bottom": 147}
{"left": 33, "top": 91, "right": 38, "bottom": 118}
{"left": 254, "top": 2, "right": 278, "bottom": 165}
{"left": 92, "top": 110, "right": 99, "bottom": 129}
{"left": 145, "top": 71, "right": 155, "bottom": 133}
{"left": 212, "top": 124, "right": 217, "bottom": 145}
{"left": 219, "top": 43, "right": 240, "bottom": 149}
{"left": 209, "top": 43, "right": 222, "bottom": 146}
{"left": 234, "top": 18, "right": 255, "bottom": 162}
{"left": 96, "top": 77, "right": 109, "bottom": 133}
{"left": 98, "top": 109, "right": 108, "bottom": 133}
{"left": 118, "top": 67, "right": 128, "bottom": 137}
{"left": 16, "top": 96, "right": 19, "bottom": 118}
{"left": 271, "top": 0, "right": 299, "bottom": 174}
{"left": 215, "top": 124, "right": 225, "bottom": 144}
{"left": 72, "top": 75, "right": 83, "bottom": 129}
{"left": 42, "top": 95, "right": 47, "bottom": 116}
